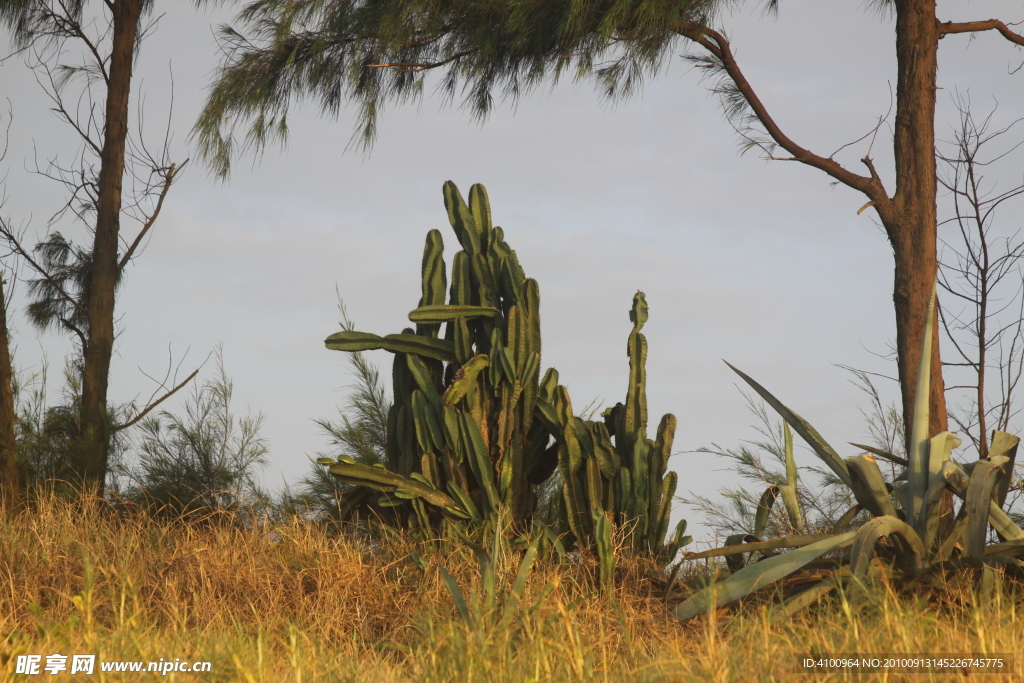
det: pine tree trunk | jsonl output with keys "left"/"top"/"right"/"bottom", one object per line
{"left": 0, "top": 277, "right": 19, "bottom": 509}
{"left": 78, "top": 0, "right": 141, "bottom": 495}
{"left": 885, "top": 0, "right": 954, "bottom": 533}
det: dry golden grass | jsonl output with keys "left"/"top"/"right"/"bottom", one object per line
{"left": 1, "top": 493, "right": 1021, "bottom": 682}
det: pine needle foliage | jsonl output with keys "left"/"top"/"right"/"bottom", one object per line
{"left": 117, "top": 347, "right": 269, "bottom": 517}
{"left": 193, "top": 0, "right": 721, "bottom": 174}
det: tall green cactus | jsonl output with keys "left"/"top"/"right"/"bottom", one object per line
{"left": 320, "top": 182, "right": 689, "bottom": 562}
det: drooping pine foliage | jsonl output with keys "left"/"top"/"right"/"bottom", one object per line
{"left": 193, "top": 0, "right": 721, "bottom": 174}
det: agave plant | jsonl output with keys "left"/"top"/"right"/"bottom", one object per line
{"left": 318, "top": 181, "right": 690, "bottom": 567}
{"left": 674, "top": 285, "right": 1024, "bottom": 620}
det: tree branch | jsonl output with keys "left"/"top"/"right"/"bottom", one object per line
{"left": 112, "top": 368, "right": 199, "bottom": 432}
{"left": 673, "top": 22, "right": 891, "bottom": 212}
{"left": 118, "top": 160, "right": 184, "bottom": 272}
{"left": 939, "top": 19, "right": 1024, "bottom": 46}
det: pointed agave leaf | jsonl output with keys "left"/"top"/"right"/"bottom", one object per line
{"left": 673, "top": 531, "right": 858, "bottom": 621}
{"left": 725, "top": 362, "right": 852, "bottom": 488}
{"left": 965, "top": 456, "right": 1010, "bottom": 558}
{"left": 935, "top": 515, "right": 968, "bottom": 563}
{"left": 754, "top": 486, "right": 780, "bottom": 540}
{"left": 831, "top": 505, "right": 863, "bottom": 534}
{"left": 989, "top": 431, "right": 1020, "bottom": 509}
{"left": 683, "top": 534, "right": 836, "bottom": 561}
{"left": 724, "top": 533, "right": 760, "bottom": 573}
{"left": 920, "top": 431, "right": 961, "bottom": 548}
{"left": 907, "top": 283, "right": 937, "bottom": 528}
{"left": 845, "top": 454, "right": 898, "bottom": 518}
{"left": 440, "top": 567, "right": 476, "bottom": 631}
{"left": 848, "top": 516, "right": 926, "bottom": 579}
{"left": 778, "top": 484, "right": 805, "bottom": 535}
{"left": 943, "top": 461, "right": 1024, "bottom": 542}
{"left": 497, "top": 534, "right": 542, "bottom": 630}
{"left": 783, "top": 422, "right": 797, "bottom": 488}
{"left": 849, "top": 443, "right": 908, "bottom": 467}
{"left": 777, "top": 574, "right": 845, "bottom": 617}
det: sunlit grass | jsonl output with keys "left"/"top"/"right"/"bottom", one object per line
{"left": 1, "top": 493, "right": 1021, "bottom": 682}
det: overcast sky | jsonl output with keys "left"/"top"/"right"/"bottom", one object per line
{"left": 2, "top": 1, "right": 1023, "bottom": 541}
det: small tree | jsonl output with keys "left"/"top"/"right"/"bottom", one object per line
{"left": 0, "top": 0, "right": 212, "bottom": 495}
{"left": 116, "top": 347, "right": 269, "bottom": 517}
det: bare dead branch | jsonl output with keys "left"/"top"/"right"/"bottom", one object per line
{"left": 112, "top": 367, "right": 200, "bottom": 432}
{"left": 118, "top": 159, "right": 185, "bottom": 271}
{"left": 939, "top": 19, "right": 1024, "bottom": 46}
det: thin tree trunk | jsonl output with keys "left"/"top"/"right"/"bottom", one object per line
{"left": 78, "top": 0, "right": 141, "bottom": 494}
{"left": 0, "top": 277, "right": 19, "bottom": 509}
{"left": 886, "top": 0, "right": 953, "bottom": 534}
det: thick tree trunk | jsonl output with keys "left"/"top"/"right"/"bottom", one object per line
{"left": 78, "top": 0, "right": 141, "bottom": 494}
{"left": 885, "top": 0, "right": 953, "bottom": 534}
{"left": 0, "top": 277, "right": 19, "bottom": 509}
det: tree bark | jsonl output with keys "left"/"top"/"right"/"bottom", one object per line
{"left": 885, "top": 0, "right": 948, "bottom": 453}
{"left": 78, "top": 0, "right": 141, "bottom": 494}
{"left": 0, "top": 277, "right": 20, "bottom": 509}
{"left": 882, "top": 0, "right": 954, "bottom": 534}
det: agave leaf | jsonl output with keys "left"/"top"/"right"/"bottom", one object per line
{"left": 776, "top": 574, "right": 845, "bottom": 617}
{"left": 684, "top": 534, "right": 838, "bottom": 561}
{"left": 498, "top": 534, "right": 542, "bottom": 630}
{"left": 845, "top": 454, "right": 898, "bottom": 518}
{"left": 753, "top": 489, "right": 774, "bottom": 540}
{"left": 831, "top": 505, "right": 863, "bottom": 534}
{"left": 725, "top": 362, "right": 852, "bottom": 489}
{"left": 989, "top": 431, "right": 1020, "bottom": 510}
{"left": 965, "top": 456, "right": 1010, "bottom": 559}
{"left": 983, "top": 539, "right": 1024, "bottom": 558}
{"left": 753, "top": 486, "right": 779, "bottom": 540}
{"left": 920, "top": 431, "right": 961, "bottom": 549}
{"left": 440, "top": 567, "right": 476, "bottom": 631}
{"left": 784, "top": 422, "right": 798, "bottom": 488}
{"left": 943, "top": 461, "right": 1024, "bottom": 542}
{"left": 673, "top": 531, "right": 858, "bottom": 621}
{"left": 907, "top": 283, "right": 937, "bottom": 529}
{"left": 849, "top": 443, "right": 909, "bottom": 467}
{"left": 935, "top": 514, "right": 968, "bottom": 563}
{"left": 778, "top": 484, "right": 805, "bottom": 535}
{"left": 724, "top": 533, "right": 760, "bottom": 573}
{"left": 849, "top": 516, "right": 926, "bottom": 579}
